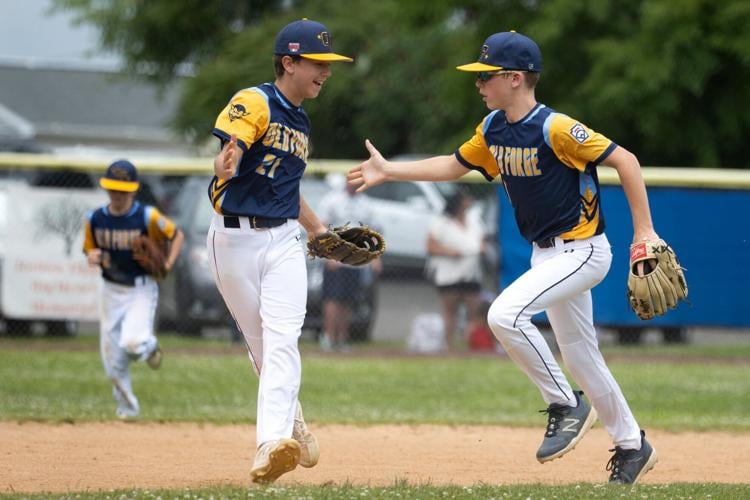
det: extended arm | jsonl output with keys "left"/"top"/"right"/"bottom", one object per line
{"left": 348, "top": 140, "right": 468, "bottom": 192}
{"left": 601, "top": 146, "right": 658, "bottom": 243}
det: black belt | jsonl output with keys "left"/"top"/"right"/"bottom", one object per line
{"left": 104, "top": 275, "right": 147, "bottom": 287}
{"left": 536, "top": 237, "right": 574, "bottom": 249}
{"left": 223, "top": 215, "right": 287, "bottom": 229}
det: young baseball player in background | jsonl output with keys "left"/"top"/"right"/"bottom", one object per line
{"left": 349, "top": 31, "right": 659, "bottom": 484}
{"left": 208, "top": 19, "right": 352, "bottom": 484}
{"left": 83, "top": 159, "right": 184, "bottom": 419}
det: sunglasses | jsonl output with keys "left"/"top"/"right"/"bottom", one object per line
{"left": 475, "top": 70, "right": 515, "bottom": 82}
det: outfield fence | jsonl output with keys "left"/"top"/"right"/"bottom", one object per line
{"left": 0, "top": 152, "right": 748, "bottom": 348}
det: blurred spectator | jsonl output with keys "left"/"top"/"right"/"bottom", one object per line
{"left": 317, "top": 175, "right": 382, "bottom": 352}
{"left": 426, "top": 188, "right": 485, "bottom": 351}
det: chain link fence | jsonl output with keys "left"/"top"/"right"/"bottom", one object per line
{"left": 4, "top": 155, "right": 747, "bottom": 350}
{"left": 0, "top": 156, "right": 500, "bottom": 351}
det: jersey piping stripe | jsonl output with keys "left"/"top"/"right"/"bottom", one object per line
{"left": 211, "top": 179, "right": 231, "bottom": 212}
{"left": 512, "top": 243, "right": 595, "bottom": 402}
{"left": 542, "top": 113, "right": 555, "bottom": 148}
{"left": 521, "top": 103, "right": 546, "bottom": 124}
{"left": 455, "top": 150, "right": 494, "bottom": 181}
{"left": 593, "top": 142, "right": 618, "bottom": 164}
{"left": 482, "top": 110, "right": 499, "bottom": 136}
{"left": 271, "top": 84, "right": 297, "bottom": 111}
{"left": 143, "top": 206, "right": 152, "bottom": 229}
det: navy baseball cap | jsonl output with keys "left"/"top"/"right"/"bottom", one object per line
{"left": 274, "top": 19, "right": 353, "bottom": 62}
{"left": 457, "top": 31, "right": 542, "bottom": 73}
{"left": 100, "top": 159, "right": 139, "bottom": 192}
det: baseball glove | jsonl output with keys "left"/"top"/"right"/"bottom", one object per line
{"left": 307, "top": 225, "right": 385, "bottom": 266}
{"left": 132, "top": 235, "right": 168, "bottom": 279}
{"left": 626, "top": 238, "right": 688, "bottom": 320}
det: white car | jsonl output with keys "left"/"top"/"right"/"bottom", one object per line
{"left": 320, "top": 174, "right": 495, "bottom": 272}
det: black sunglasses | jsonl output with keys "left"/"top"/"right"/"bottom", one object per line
{"left": 476, "top": 70, "right": 514, "bottom": 82}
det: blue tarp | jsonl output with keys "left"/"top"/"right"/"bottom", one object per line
{"left": 498, "top": 185, "right": 750, "bottom": 327}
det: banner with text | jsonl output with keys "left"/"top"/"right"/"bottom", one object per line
{"left": 1, "top": 182, "right": 107, "bottom": 320}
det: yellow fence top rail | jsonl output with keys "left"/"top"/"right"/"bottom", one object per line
{"left": 0, "top": 152, "right": 749, "bottom": 189}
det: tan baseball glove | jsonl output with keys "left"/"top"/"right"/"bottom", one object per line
{"left": 307, "top": 225, "right": 385, "bottom": 266}
{"left": 132, "top": 235, "right": 168, "bottom": 279}
{"left": 626, "top": 238, "right": 688, "bottom": 320}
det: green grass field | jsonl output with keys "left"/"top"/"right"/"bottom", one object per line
{"left": 2, "top": 335, "right": 749, "bottom": 498}
{"left": 3, "top": 483, "right": 750, "bottom": 499}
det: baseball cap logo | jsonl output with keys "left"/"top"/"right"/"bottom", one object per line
{"left": 480, "top": 44, "right": 489, "bottom": 61}
{"left": 110, "top": 166, "right": 131, "bottom": 181}
{"left": 317, "top": 31, "right": 330, "bottom": 47}
{"left": 288, "top": 42, "right": 300, "bottom": 53}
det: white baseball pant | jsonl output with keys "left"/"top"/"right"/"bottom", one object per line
{"left": 207, "top": 214, "right": 306, "bottom": 446}
{"left": 99, "top": 276, "right": 159, "bottom": 417}
{"left": 487, "top": 233, "right": 642, "bottom": 449}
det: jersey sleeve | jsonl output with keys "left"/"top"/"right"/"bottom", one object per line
{"left": 82, "top": 213, "right": 96, "bottom": 254}
{"left": 145, "top": 207, "right": 177, "bottom": 241}
{"left": 543, "top": 113, "right": 616, "bottom": 171}
{"left": 213, "top": 88, "right": 270, "bottom": 151}
{"left": 455, "top": 115, "right": 499, "bottom": 181}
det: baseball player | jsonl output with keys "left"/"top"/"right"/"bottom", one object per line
{"left": 83, "top": 159, "right": 184, "bottom": 418}
{"left": 207, "top": 19, "right": 352, "bottom": 484}
{"left": 349, "top": 31, "right": 658, "bottom": 484}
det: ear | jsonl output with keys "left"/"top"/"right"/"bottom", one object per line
{"left": 511, "top": 72, "right": 524, "bottom": 89}
{"left": 281, "top": 55, "right": 297, "bottom": 74}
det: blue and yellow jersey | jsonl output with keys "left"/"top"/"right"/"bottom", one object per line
{"left": 82, "top": 202, "right": 177, "bottom": 286}
{"left": 209, "top": 82, "right": 311, "bottom": 218}
{"left": 456, "top": 104, "right": 616, "bottom": 244}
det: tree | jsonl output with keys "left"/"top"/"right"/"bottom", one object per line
{"left": 529, "top": 0, "right": 750, "bottom": 168}
{"left": 54, "top": 0, "right": 750, "bottom": 166}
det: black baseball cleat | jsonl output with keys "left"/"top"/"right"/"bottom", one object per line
{"left": 606, "top": 430, "right": 658, "bottom": 484}
{"left": 536, "top": 390, "right": 598, "bottom": 463}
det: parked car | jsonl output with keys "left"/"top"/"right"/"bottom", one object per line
{"left": 158, "top": 176, "right": 378, "bottom": 340}
{"left": 299, "top": 176, "right": 378, "bottom": 341}
{"left": 342, "top": 175, "right": 497, "bottom": 275}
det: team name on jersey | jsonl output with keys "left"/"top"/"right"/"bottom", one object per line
{"left": 262, "top": 122, "right": 309, "bottom": 162}
{"left": 490, "top": 145, "right": 542, "bottom": 177}
{"left": 94, "top": 228, "right": 142, "bottom": 250}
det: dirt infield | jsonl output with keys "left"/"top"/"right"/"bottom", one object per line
{"left": 2, "top": 422, "right": 747, "bottom": 493}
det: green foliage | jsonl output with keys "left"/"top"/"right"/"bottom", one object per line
{"left": 52, "top": 0, "right": 281, "bottom": 83}
{"left": 530, "top": 0, "right": 750, "bottom": 167}
{"left": 1, "top": 340, "right": 749, "bottom": 431}
{"left": 52, "top": 0, "right": 750, "bottom": 166}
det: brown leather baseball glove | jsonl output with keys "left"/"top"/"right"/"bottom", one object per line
{"left": 307, "top": 225, "right": 385, "bottom": 266}
{"left": 626, "top": 238, "right": 688, "bottom": 320}
{"left": 132, "top": 235, "right": 168, "bottom": 279}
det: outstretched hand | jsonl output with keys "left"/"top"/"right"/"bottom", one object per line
{"left": 215, "top": 134, "right": 240, "bottom": 180}
{"left": 348, "top": 139, "right": 388, "bottom": 192}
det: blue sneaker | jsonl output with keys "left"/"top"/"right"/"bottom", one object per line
{"left": 536, "top": 390, "right": 598, "bottom": 463}
{"left": 607, "top": 430, "right": 658, "bottom": 484}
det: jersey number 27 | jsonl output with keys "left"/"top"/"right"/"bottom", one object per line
{"left": 255, "top": 154, "right": 282, "bottom": 179}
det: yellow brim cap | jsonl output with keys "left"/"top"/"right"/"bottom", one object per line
{"left": 100, "top": 178, "right": 139, "bottom": 192}
{"left": 301, "top": 53, "right": 353, "bottom": 62}
{"left": 456, "top": 62, "right": 504, "bottom": 72}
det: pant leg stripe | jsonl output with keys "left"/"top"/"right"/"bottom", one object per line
{"left": 513, "top": 243, "right": 595, "bottom": 402}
